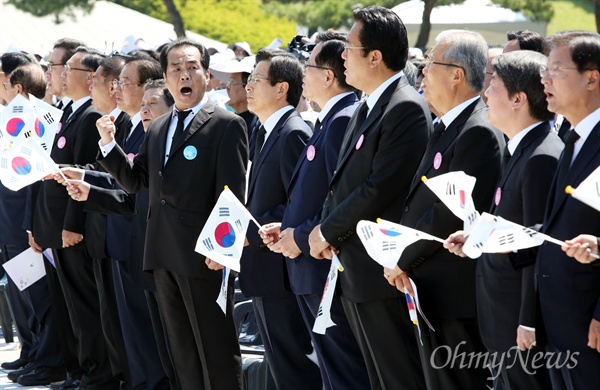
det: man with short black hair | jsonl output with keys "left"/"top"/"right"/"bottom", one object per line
{"left": 308, "top": 6, "right": 431, "bottom": 389}
{"left": 98, "top": 38, "right": 247, "bottom": 390}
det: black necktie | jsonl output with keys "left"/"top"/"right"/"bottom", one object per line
{"left": 170, "top": 110, "right": 191, "bottom": 155}
{"left": 556, "top": 129, "right": 580, "bottom": 186}
{"left": 56, "top": 100, "right": 64, "bottom": 110}
{"left": 415, "top": 120, "right": 446, "bottom": 179}
{"left": 254, "top": 125, "right": 267, "bottom": 159}
{"left": 502, "top": 144, "right": 511, "bottom": 169}
{"left": 59, "top": 101, "right": 73, "bottom": 127}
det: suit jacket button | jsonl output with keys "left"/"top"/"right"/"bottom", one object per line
{"left": 158, "top": 171, "right": 162, "bottom": 177}
{"left": 134, "top": 209, "right": 139, "bottom": 215}
{"left": 404, "top": 206, "right": 409, "bottom": 212}
{"left": 160, "top": 199, "right": 166, "bottom": 205}
{"left": 329, "top": 189, "right": 334, "bottom": 196}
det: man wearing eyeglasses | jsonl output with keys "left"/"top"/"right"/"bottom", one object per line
{"left": 307, "top": 6, "right": 430, "bottom": 389}
{"left": 536, "top": 31, "right": 600, "bottom": 389}
{"left": 238, "top": 49, "right": 319, "bottom": 389}
{"left": 393, "top": 29, "right": 504, "bottom": 389}
{"left": 32, "top": 46, "right": 123, "bottom": 390}
{"left": 259, "top": 36, "right": 370, "bottom": 390}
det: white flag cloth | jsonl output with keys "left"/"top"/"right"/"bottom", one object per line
{"left": 216, "top": 267, "right": 231, "bottom": 315}
{"left": 0, "top": 94, "right": 37, "bottom": 151}
{"left": 356, "top": 219, "right": 444, "bottom": 269}
{"left": 462, "top": 212, "right": 556, "bottom": 258}
{"left": 0, "top": 137, "right": 58, "bottom": 191}
{"left": 29, "top": 94, "right": 62, "bottom": 153}
{"left": 565, "top": 165, "right": 600, "bottom": 212}
{"left": 195, "top": 186, "right": 255, "bottom": 272}
{"left": 422, "top": 171, "right": 480, "bottom": 235}
{"left": 313, "top": 252, "right": 344, "bottom": 335}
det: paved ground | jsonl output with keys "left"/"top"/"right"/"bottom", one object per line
{"left": 0, "top": 338, "right": 51, "bottom": 390}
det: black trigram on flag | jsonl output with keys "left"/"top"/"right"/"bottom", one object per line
{"left": 361, "top": 225, "right": 373, "bottom": 240}
{"left": 473, "top": 241, "right": 484, "bottom": 249}
{"left": 219, "top": 207, "right": 230, "bottom": 217}
{"left": 40, "top": 143, "right": 48, "bottom": 151}
{"left": 522, "top": 227, "right": 539, "bottom": 238}
{"left": 498, "top": 233, "right": 515, "bottom": 246}
{"left": 12, "top": 106, "right": 23, "bottom": 113}
{"left": 235, "top": 219, "right": 243, "bottom": 232}
{"left": 382, "top": 241, "right": 397, "bottom": 251}
{"left": 316, "top": 306, "right": 324, "bottom": 319}
{"left": 203, "top": 238, "right": 214, "bottom": 251}
{"left": 43, "top": 113, "right": 55, "bottom": 124}
{"left": 446, "top": 182, "right": 456, "bottom": 195}
{"left": 24, "top": 131, "right": 33, "bottom": 138}
{"left": 467, "top": 212, "right": 478, "bottom": 225}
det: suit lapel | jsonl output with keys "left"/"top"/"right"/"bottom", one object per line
{"left": 334, "top": 78, "right": 401, "bottom": 179}
{"left": 287, "top": 94, "right": 358, "bottom": 194}
{"left": 248, "top": 109, "right": 295, "bottom": 198}
{"left": 168, "top": 102, "right": 214, "bottom": 159}
{"left": 53, "top": 99, "right": 92, "bottom": 148}
{"left": 545, "top": 121, "right": 600, "bottom": 226}
{"left": 124, "top": 122, "right": 144, "bottom": 153}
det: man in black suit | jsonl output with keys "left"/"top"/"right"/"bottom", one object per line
{"left": 536, "top": 32, "right": 600, "bottom": 389}
{"left": 236, "top": 49, "right": 319, "bottom": 389}
{"left": 259, "top": 37, "right": 369, "bottom": 390}
{"left": 446, "top": 50, "right": 562, "bottom": 389}
{"left": 30, "top": 46, "right": 120, "bottom": 390}
{"left": 308, "top": 6, "right": 430, "bottom": 389}
{"left": 391, "top": 29, "right": 504, "bottom": 389}
{"left": 97, "top": 38, "right": 247, "bottom": 390}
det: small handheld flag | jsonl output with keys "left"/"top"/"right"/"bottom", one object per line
{"left": 313, "top": 251, "right": 343, "bottom": 335}
{"left": 0, "top": 137, "right": 58, "bottom": 191}
{"left": 422, "top": 171, "right": 480, "bottom": 235}
{"left": 195, "top": 186, "right": 258, "bottom": 272}
{"left": 565, "top": 165, "right": 600, "bottom": 212}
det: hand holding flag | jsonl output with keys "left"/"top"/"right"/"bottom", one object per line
{"left": 0, "top": 137, "right": 60, "bottom": 191}
{"left": 195, "top": 186, "right": 259, "bottom": 272}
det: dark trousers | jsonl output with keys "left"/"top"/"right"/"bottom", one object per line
{"left": 153, "top": 269, "right": 243, "bottom": 390}
{"left": 417, "top": 317, "right": 490, "bottom": 390}
{"left": 0, "top": 243, "right": 34, "bottom": 360}
{"left": 252, "top": 295, "right": 322, "bottom": 390}
{"left": 92, "top": 257, "right": 130, "bottom": 386}
{"left": 112, "top": 261, "right": 168, "bottom": 390}
{"left": 54, "top": 244, "right": 119, "bottom": 390}
{"left": 546, "top": 342, "right": 600, "bottom": 390}
{"left": 146, "top": 289, "right": 181, "bottom": 390}
{"left": 45, "top": 252, "right": 81, "bottom": 377}
{"left": 341, "top": 295, "right": 426, "bottom": 390}
{"left": 297, "top": 293, "right": 369, "bottom": 390}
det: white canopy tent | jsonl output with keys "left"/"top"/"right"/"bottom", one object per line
{"left": 0, "top": 1, "right": 227, "bottom": 57}
{"left": 393, "top": 0, "right": 547, "bottom": 48}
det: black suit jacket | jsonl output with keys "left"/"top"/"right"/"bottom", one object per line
{"left": 239, "top": 109, "right": 311, "bottom": 297}
{"left": 99, "top": 101, "right": 248, "bottom": 278}
{"left": 477, "top": 122, "right": 563, "bottom": 352}
{"left": 320, "top": 76, "right": 431, "bottom": 303}
{"left": 537, "top": 120, "right": 600, "bottom": 351}
{"left": 33, "top": 98, "right": 102, "bottom": 248}
{"left": 282, "top": 93, "right": 359, "bottom": 295}
{"left": 399, "top": 98, "right": 505, "bottom": 319}
{"left": 84, "top": 111, "right": 132, "bottom": 259}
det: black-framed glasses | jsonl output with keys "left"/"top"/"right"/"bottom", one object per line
{"left": 48, "top": 62, "right": 65, "bottom": 71}
{"left": 64, "top": 64, "right": 92, "bottom": 73}
{"left": 425, "top": 59, "right": 465, "bottom": 71}
{"left": 303, "top": 63, "right": 333, "bottom": 72}
{"left": 113, "top": 79, "right": 143, "bottom": 89}
{"left": 247, "top": 75, "right": 271, "bottom": 84}
{"left": 539, "top": 65, "right": 589, "bottom": 79}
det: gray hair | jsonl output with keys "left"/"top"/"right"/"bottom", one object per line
{"left": 436, "top": 30, "right": 488, "bottom": 92}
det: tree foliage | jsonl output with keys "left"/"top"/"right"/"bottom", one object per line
{"left": 7, "top": 0, "right": 96, "bottom": 23}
